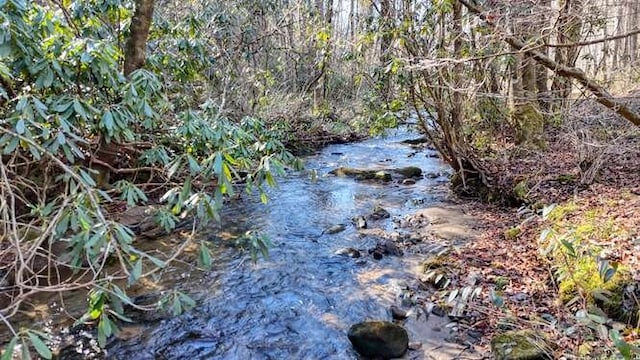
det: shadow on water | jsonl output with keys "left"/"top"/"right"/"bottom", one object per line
{"left": 105, "top": 126, "right": 464, "bottom": 359}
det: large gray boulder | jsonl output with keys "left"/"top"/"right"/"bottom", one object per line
{"left": 347, "top": 321, "right": 409, "bottom": 359}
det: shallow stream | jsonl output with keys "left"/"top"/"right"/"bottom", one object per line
{"left": 104, "top": 127, "right": 462, "bottom": 359}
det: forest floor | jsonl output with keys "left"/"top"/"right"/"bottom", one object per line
{"left": 418, "top": 99, "right": 640, "bottom": 358}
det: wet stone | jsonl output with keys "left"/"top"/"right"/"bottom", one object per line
{"left": 334, "top": 248, "right": 361, "bottom": 258}
{"left": 352, "top": 216, "right": 367, "bottom": 229}
{"left": 402, "top": 178, "right": 416, "bottom": 185}
{"left": 431, "top": 305, "right": 447, "bottom": 317}
{"left": 347, "top": 321, "right": 409, "bottom": 359}
{"left": 369, "top": 206, "right": 391, "bottom": 220}
{"left": 390, "top": 305, "right": 409, "bottom": 320}
{"left": 325, "top": 224, "right": 346, "bottom": 234}
{"left": 393, "top": 166, "right": 423, "bottom": 179}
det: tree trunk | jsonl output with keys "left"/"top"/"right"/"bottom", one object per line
{"left": 551, "top": 0, "right": 583, "bottom": 103}
{"left": 459, "top": 0, "right": 640, "bottom": 127}
{"left": 379, "top": 0, "right": 393, "bottom": 101}
{"left": 124, "top": 0, "right": 155, "bottom": 77}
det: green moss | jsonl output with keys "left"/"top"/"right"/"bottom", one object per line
{"left": 512, "top": 103, "right": 546, "bottom": 148}
{"left": 495, "top": 276, "right": 510, "bottom": 291}
{"left": 423, "top": 254, "right": 448, "bottom": 271}
{"left": 513, "top": 180, "right": 529, "bottom": 202}
{"left": 504, "top": 227, "right": 521, "bottom": 240}
{"left": 546, "top": 202, "right": 578, "bottom": 222}
{"left": 491, "top": 330, "right": 552, "bottom": 360}
{"left": 557, "top": 257, "right": 634, "bottom": 322}
{"left": 555, "top": 174, "right": 576, "bottom": 184}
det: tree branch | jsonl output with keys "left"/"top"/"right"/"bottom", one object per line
{"left": 458, "top": 0, "right": 640, "bottom": 127}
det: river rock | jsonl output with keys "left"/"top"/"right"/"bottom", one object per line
{"left": 325, "top": 224, "right": 346, "bottom": 234}
{"left": 335, "top": 248, "right": 361, "bottom": 258}
{"left": 393, "top": 166, "right": 422, "bottom": 179}
{"left": 369, "top": 206, "right": 391, "bottom": 220}
{"left": 377, "top": 240, "right": 403, "bottom": 256}
{"left": 329, "top": 167, "right": 392, "bottom": 182}
{"left": 390, "top": 305, "right": 408, "bottom": 320}
{"left": 401, "top": 137, "right": 430, "bottom": 145}
{"left": 491, "top": 330, "right": 552, "bottom": 360}
{"left": 347, "top": 321, "right": 409, "bottom": 359}
{"left": 401, "top": 178, "right": 416, "bottom": 185}
{"left": 352, "top": 216, "right": 367, "bottom": 229}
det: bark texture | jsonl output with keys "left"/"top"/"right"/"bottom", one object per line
{"left": 124, "top": 0, "right": 155, "bottom": 77}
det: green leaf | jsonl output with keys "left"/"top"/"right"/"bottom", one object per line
{"left": 79, "top": 169, "right": 97, "bottom": 187}
{"left": 97, "top": 316, "right": 112, "bottom": 347}
{"left": 560, "top": 238, "right": 576, "bottom": 257}
{"left": 1, "top": 337, "right": 17, "bottom": 360}
{"left": 3, "top": 136, "right": 18, "bottom": 154}
{"left": 260, "top": 192, "right": 268, "bottom": 204}
{"left": 199, "top": 243, "right": 212, "bottom": 269}
{"left": 129, "top": 259, "right": 142, "bottom": 283}
{"left": 27, "top": 332, "right": 52, "bottom": 359}
{"left": 20, "top": 339, "right": 31, "bottom": 360}
{"left": 145, "top": 254, "right": 166, "bottom": 268}
{"left": 15, "top": 119, "right": 25, "bottom": 134}
{"left": 102, "top": 111, "right": 114, "bottom": 132}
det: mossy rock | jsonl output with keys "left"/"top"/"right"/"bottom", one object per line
{"left": 329, "top": 167, "right": 392, "bottom": 182}
{"left": 491, "top": 330, "right": 552, "bottom": 360}
{"left": 513, "top": 180, "right": 529, "bottom": 202}
{"left": 393, "top": 166, "right": 422, "bottom": 179}
{"left": 423, "top": 254, "right": 449, "bottom": 271}
{"left": 347, "top": 321, "right": 409, "bottom": 359}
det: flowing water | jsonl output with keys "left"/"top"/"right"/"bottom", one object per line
{"left": 102, "top": 127, "right": 469, "bottom": 359}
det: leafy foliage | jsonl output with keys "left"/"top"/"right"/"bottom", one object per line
{"left": 0, "top": 0, "right": 301, "bottom": 354}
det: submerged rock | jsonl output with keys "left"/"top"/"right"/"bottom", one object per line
{"left": 369, "top": 206, "right": 391, "bottom": 220}
{"left": 325, "top": 224, "right": 346, "bottom": 234}
{"left": 347, "top": 321, "right": 409, "bottom": 359}
{"left": 328, "top": 166, "right": 422, "bottom": 182}
{"left": 491, "top": 330, "right": 552, "bottom": 360}
{"left": 334, "top": 248, "right": 361, "bottom": 258}
{"left": 400, "top": 137, "right": 430, "bottom": 145}
{"left": 402, "top": 178, "right": 416, "bottom": 185}
{"left": 393, "top": 166, "right": 422, "bottom": 179}
{"left": 328, "top": 167, "right": 392, "bottom": 182}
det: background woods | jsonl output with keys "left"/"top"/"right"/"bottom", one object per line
{"left": 1, "top": 0, "right": 639, "bottom": 357}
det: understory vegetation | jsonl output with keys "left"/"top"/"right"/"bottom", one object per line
{"left": 1, "top": 0, "right": 640, "bottom": 358}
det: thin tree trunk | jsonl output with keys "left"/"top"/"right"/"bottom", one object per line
{"left": 379, "top": 0, "right": 393, "bottom": 101}
{"left": 459, "top": 0, "right": 640, "bottom": 127}
{"left": 124, "top": 0, "right": 155, "bottom": 77}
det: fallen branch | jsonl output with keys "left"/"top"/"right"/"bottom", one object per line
{"left": 458, "top": 0, "right": 640, "bottom": 127}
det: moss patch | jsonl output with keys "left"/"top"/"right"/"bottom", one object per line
{"left": 491, "top": 330, "right": 552, "bottom": 360}
{"left": 542, "top": 200, "right": 638, "bottom": 324}
{"left": 504, "top": 227, "right": 521, "bottom": 240}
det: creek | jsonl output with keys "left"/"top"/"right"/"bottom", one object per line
{"left": 93, "top": 127, "right": 466, "bottom": 359}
